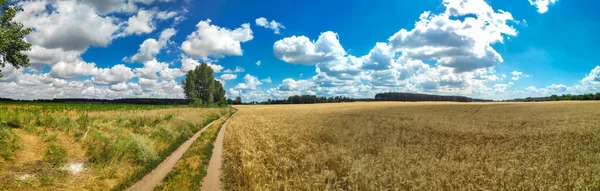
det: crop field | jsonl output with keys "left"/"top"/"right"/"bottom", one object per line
{"left": 224, "top": 102, "right": 600, "bottom": 190}
{"left": 0, "top": 103, "right": 229, "bottom": 190}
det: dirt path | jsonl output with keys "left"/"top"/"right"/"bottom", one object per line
{"left": 201, "top": 113, "right": 235, "bottom": 191}
{"left": 127, "top": 115, "right": 227, "bottom": 191}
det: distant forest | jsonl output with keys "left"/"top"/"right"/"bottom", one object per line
{"left": 503, "top": 93, "right": 600, "bottom": 102}
{"left": 0, "top": 98, "right": 189, "bottom": 105}
{"left": 374, "top": 92, "right": 492, "bottom": 102}
{"left": 256, "top": 95, "right": 355, "bottom": 104}
{"left": 3, "top": 92, "right": 600, "bottom": 105}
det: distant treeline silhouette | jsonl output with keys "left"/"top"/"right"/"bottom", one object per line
{"left": 374, "top": 92, "right": 493, "bottom": 102}
{"left": 258, "top": 95, "right": 355, "bottom": 104}
{"left": 503, "top": 93, "right": 600, "bottom": 102}
{"left": 0, "top": 98, "right": 189, "bottom": 105}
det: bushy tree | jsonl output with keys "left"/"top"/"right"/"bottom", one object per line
{"left": 182, "top": 63, "right": 226, "bottom": 106}
{"left": 213, "top": 80, "right": 226, "bottom": 104}
{"left": 0, "top": 0, "right": 32, "bottom": 78}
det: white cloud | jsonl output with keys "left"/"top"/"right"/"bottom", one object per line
{"left": 92, "top": 64, "right": 136, "bottom": 85}
{"left": 255, "top": 17, "right": 285, "bottom": 34}
{"left": 273, "top": 31, "right": 346, "bottom": 64}
{"left": 15, "top": 0, "right": 121, "bottom": 51}
{"left": 528, "top": 0, "right": 558, "bottom": 14}
{"left": 122, "top": 9, "right": 157, "bottom": 36}
{"left": 220, "top": 74, "right": 237, "bottom": 81}
{"left": 156, "top": 11, "right": 178, "bottom": 20}
{"left": 130, "top": 28, "right": 177, "bottom": 63}
{"left": 277, "top": 78, "right": 314, "bottom": 91}
{"left": 180, "top": 55, "right": 223, "bottom": 73}
{"left": 261, "top": 77, "right": 272, "bottom": 83}
{"left": 223, "top": 66, "right": 245, "bottom": 73}
{"left": 50, "top": 60, "right": 98, "bottom": 79}
{"left": 25, "top": 45, "right": 82, "bottom": 66}
{"left": 388, "top": 0, "right": 516, "bottom": 72}
{"left": 181, "top": 19, "right": 253, "bottom": 59}
{"left": 234, "top": 74, "right": 262, "bottom": 90}
{"left": 511, "top": 71, "right": 530, "bottom": 81}
{"left": 135, "top": 59, "right": 168, "bottom": 80}
{"left": 80, "top": 0, "right": 139, "bottom": 15}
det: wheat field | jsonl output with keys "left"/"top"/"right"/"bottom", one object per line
{"left": 223, "top": 102, "right": 600, "bottom": 190}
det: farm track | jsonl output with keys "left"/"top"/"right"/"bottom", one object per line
{"left": 201, "top": 113, "right": 236, "bottom": 191}
{"left": 127, "top": 114, "right": 228, "bottom": 191}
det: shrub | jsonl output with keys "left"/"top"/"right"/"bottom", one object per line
{"left": 44, "top": 144, "right": 67, "bottom": 166}
{"left": 0, "top": 127, "right": 21, "bottom": 161}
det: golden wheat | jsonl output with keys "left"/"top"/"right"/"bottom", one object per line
{"left": 223, "top": 102, "right": 600, "bottom": 190}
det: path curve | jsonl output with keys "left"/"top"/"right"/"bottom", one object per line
{"left": 201, "top": 113, "right": 235, "bottom": 191}
{"left": 127, "top": 115, "right": 227, "bottom": 191}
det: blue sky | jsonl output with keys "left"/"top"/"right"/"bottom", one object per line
{"left": 2, "top": 0, "right": 600, "bottom": 101}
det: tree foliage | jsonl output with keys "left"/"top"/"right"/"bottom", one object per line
{"left": 510, "top": 93, "right": 600, "bottom": 102}
{"left": 0, "top": 0, "right": 32, "bottom": 78}
{"left": 375, "top": 92, "right": 491, "bottom": 102}
{"left": 182, "top": 63, "right": 226, "bottom": 106}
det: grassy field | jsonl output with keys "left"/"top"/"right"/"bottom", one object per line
{"left": 0, "top": 103, "right": 228, "bottom": 190}
{"left": 224, "top": 102, "right": 600, "bottom": 190}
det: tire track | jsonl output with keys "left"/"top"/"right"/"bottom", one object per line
{"left": 127, "top": 115, "right": 228, "bottom": 191}
{"left": 201, "top": 113, "right": 236, "bottom": 191}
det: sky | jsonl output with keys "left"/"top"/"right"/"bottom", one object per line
{"left": 1, "top": 0, "right": 600, "bottom": 101}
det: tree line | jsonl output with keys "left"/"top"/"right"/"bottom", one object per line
{"left": 0, "top": 98, "right": 189, "bottom": 105}
{"left": 242, "top": 95, "right": 355, "bottom": 105}
{"left": 504, "top": 93, "right": 600, "bottom": 102}
{"left": 374, "top": 92, "right": 492, "bottom": 102}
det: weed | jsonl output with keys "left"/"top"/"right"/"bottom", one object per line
{"left": 0, "top": 127, "right": 21, "bottom": 161}
{"left": 44, "top": 144, "right": 67, "bottom": 167}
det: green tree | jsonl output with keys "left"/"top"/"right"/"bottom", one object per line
{"left": 182, "top": 63, "right": 226, "bottom": 106}
{"left": 0, "top": 0, "right": 32, "bottom": 78}
{"left": 213, "top": 79, "right": 226, "bottom": 103}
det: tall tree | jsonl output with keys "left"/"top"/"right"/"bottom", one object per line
{"left": 213, "top": 80, "right": 226, "bottom": 103}
{"left": 182, "top": 63, "right": 226, "bottom": 105}
{"left": 0, "top": 0, "right": 32, "bottom": 78}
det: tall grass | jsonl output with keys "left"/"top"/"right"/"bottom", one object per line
{"left": 0, "top": 103, "right": 228, "bottom": 190}
{"left": 0, "top": 126, "right": 21, "bottom": 162}
{"left": 224, "top": 102, "right": 600, "bottom": 190}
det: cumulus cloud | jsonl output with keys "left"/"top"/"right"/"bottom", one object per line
{"left": 130, "top": 28, "right": 177, "bottom": 63}
{"left": 15, "top": 0, "right": 121, "bottom": 51}
{"left": 50, "top": 60, "right": 98, "bottom": 79}
{"left": 156, "top": 11, "right": 178, "bottom": 20}
{"left": 122, "top": 9, "right": 158, "bottom": 36}
{"left": 92, "top": 64, "right": 136, "bottom": 85}
{"left": 528, "top": 0, "right": 558, "bottom": 13}
{"left": 511, "top": 71, "right": 530, "bottom": 81}
{"left": 223, "top": 66, "right": 245, "bottom": 73}
{"left": 273, "top": 31, "right": 346, "bottom": 64}
{"left": 261, "top": 77, "right": 272, "bottom": 83}
{"left": 80, "top": 0, "right": 139, "bottom": 14}
{"left": 180, "top": 55, "right": 223, "bottom": 73}
{"left": 181, "top": 19, "right": 253, "bottom": 59}
{"left": 220, "top": 74, "right": 237, "bottom": 81}
{"left": 388, "top": 0, "right": 516, "bottom": 72}
{"left": 255, "top": 17, "right": 285, "bottom": 34}
{"left": 234, "top": 74, "right": 262, "bottom": 90}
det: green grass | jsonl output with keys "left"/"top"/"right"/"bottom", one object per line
{"left": 0, "top": 126, "right": 21, "bottom": 162}
{"left": 0, "top": 102, "right": 229, "bottom": 190}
